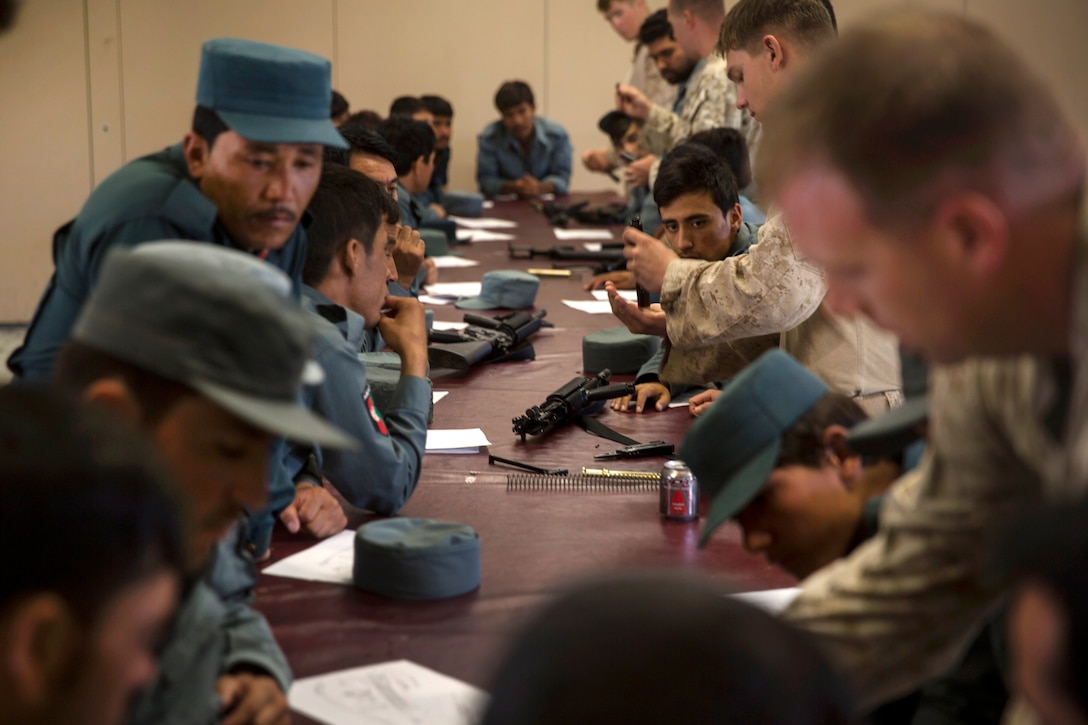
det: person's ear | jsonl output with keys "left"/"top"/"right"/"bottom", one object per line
{"left": 934, "top": 192, "right": 1010, "bottom": 282}
{"left": 823, "top": 424, "right": 861, "bottom": 480}
{"left": 3, "top": 594, "right": 80, "bottom": 707}
{"left": 341, "top": 238, "right": 364, "bottom": 278}
{"left": 83, "top": 378, "right": 143, "bottom": 426}
{"left": 182, "top": 132, "right": 210, "bottom": 181}
{"left": 729, "top": 203, "right": 743, "bottom": 236}
{"left": 764, "top": 34, "right": 784, "bottom": 69}
{"left": 683, "top": 8, "right": 696, "bottom": 29}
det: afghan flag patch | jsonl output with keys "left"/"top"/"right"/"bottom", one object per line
{"left": 363, "top": 385, "right": 389, "bottom": 436}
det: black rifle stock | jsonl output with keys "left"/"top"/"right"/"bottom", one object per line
{"left": 512, "top": 369, "right": 635, "bottom": 440}
{"left": 428, "top": 310, "right": 547, "bottom": 371}
{"left": 508, "top": 243, "right": 623, "bottom": 263}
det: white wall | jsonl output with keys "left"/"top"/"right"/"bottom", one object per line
{"left": 0, "top": 0, "right": 1086, "bottom": 321}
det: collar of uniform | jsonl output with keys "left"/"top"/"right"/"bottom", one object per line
{"left": 506, "top": 118, "right": 549, "bottom": 154}
{"left": 302, "top": 284, "right": 369, "bottom": 351}
{"left": 681, "top": 57, "right": 707, "bottom": 92}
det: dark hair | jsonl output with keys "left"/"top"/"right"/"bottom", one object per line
{"left": 596, "top": 0, "right": 617, "bottom": 12}
{"left": 330, "top": 90, "right": 349, "bottom": 119}
{"left": 494, "top": 81, "right": 534, "bottom": 113}
{"left": 54, "top": 343, "right": 195, "bottom": 428}
{"left": 191, "top": 105, "right": 230, "bottom": 149}
{"left": 302, "top": 165, "right": 390, "bottom": 285}
{"left": 719, "top": 0, "right": 835, "bottom": 54}
{"left": 345, "top": 109, "right": 384, "bottom": 131}
{"left": 420, "top": 94, "right": 453, "bottom": 118}
{"left": 389, "top": 96, "right": 427, "bottom": 118}
{"left": 686, "top": 127, "right": 752, "bottom": 188}
{"left": 818, "top": 0, "right": 837, "bottom": 32}
{"left": 654, "top": 143, "right": 740, "bottom": 217}
{"left": 777, "top": 393, "right": 868, "bottom": 468}
{"left": 599, "top": 113, "right": 643, "bottom": 146}
{"left": 638, "top": 8, "right": 674, "bottom": 45}
{"left": 324, "top": 121, "right": 401, "bottom": 169}
{"left": 0, "top": 386, "right": 186, "bottom": 624}
{"left": 483, "top": 571, "right": 856, "bottom": 724}
{"left": 377, "top": 116, "right": 435, "bottom": 176}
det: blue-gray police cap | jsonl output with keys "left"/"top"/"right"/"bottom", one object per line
{"left": 677, "top": 349, "right": 829, "bottom": 547}
{"left": 196, "top": 38, "right": 347, "bottom": 148}
{"left": 353, "top": 518, "right": 481, "bottom": 599}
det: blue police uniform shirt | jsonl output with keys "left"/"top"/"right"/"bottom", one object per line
{"left": 475, "top": 116, "right": 573, "bottom": 196}
{"left": 291, "top": 285, "right": 430, "bottom": 514}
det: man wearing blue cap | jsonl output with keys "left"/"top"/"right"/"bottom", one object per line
{"left": 7, "top": 36, "right": 349, "bottom": 556}
{"left": 8, "top": 37, "right": 346, "bottom": 382}
{"left": 54, "top": 242, "right": 358, "bottom": 725}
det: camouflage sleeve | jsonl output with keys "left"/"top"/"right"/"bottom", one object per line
{"left": 641, "top": 59, "right": 739, "bottom": 155}
{"left": 783, "top": 358, "right": 1057, "bottom": 709}
{"left": 659, "top": 212, "right": 826, "bottom": 348}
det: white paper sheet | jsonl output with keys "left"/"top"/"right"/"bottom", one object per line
{"left": 561, "top": 299, "right": 615, "bottom": 314}
{"left": 430, "top": 321, "right": 468, "bottom": 331}
{"left": 553, "top": 228, "right": 614, "bottom": 241}
{"left": 431, "top": 256, "right": 479, "bottom": 269}
{"left": 583, "top": 242, "right": 603, "bottom": 252}
{"left": 418, "top": 295, "right": 454, "bottom": 306}
{"left": 448, "top": 216, "right": 517, "bottom": 229}
{"left": 425, "top": 428, "right": 491, "bottom": 453}
{"left": 262, "top": 530, "right": 356, "bottom": 584}
{"left": 590, "top": 289, "right": 638, "bottom": 302}
{"left": 422, "top": 282, "right": 483, "bottom": 299}
{"left": 433, "top": 391, "right": 450, "bottom": 404}
{"left": 289, "top": 660, "right": 488, "bottom": 725}
{"left": 730, "top": 587, "right": 802, "bottom": 614}
{"left": 457, "top": 230, "right": 516, "bottom": 243}
{"left": 482, "top": 200, "right": 495, "bottom": 209}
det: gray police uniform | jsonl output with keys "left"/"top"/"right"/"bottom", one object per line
{"left": 127, "top": 525, "right": 291, "bottom": 725}
{"left": 294, "top": 286, "right": 430, "bottom": 514}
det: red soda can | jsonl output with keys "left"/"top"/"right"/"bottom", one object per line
{"left": 659, "top": 460, "right": 698, "bottom": 521}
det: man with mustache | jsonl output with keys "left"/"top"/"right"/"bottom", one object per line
{"left": 8, "top": 37, "right": 346, "bottom": 382}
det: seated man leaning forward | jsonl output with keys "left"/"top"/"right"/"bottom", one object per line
{"left": 292, "top": 165, "right": 431, "bottom": 515}
{"left": 8, "top": 37, "right": 345, "bottom": 382}
{"left": 0, "top": 387, "right": 187, "bottom": 725}
{"left": 610, "top": 143, "right": 771, "bottom": 413}
{"left": 476, "top": 80, "right": 572, "bottom": 198}
{"left": 617, "top": 0, "right": 902, "bottom": 417}
{"left": 53, "top": 242, "right": 357, "bottom": 725}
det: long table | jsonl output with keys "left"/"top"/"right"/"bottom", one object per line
{"left": 255, "top": 195, "right": 795, "bottom": 720}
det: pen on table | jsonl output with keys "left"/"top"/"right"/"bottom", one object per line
{"left": 527, "top": 268, "right": 573, "bottom": 277}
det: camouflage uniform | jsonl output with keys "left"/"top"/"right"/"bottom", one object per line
{"left": 641, "top": 56, "right": 749, "bottom": 156}
{"left": 782, "top": 217, "right": 1088, "bottom": 714}
{"left": 658, "top": 211, "right": 902, "bottom": 416}
{"left": 627, "top": 43, "right": 677, "bottom": 111}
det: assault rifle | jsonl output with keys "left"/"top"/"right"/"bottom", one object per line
{"left": 509, "top": 243, "right": 623, "bottom": 264}
{"left": 512, "top": 369, "right": 635, "bottom": 440}
{"left": 428, "top": 310, "right": 548, "bottom": 371}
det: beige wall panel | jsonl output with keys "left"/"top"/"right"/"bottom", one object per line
{"left": 547, "top": 0, "right": 639, "bottom": 193}
{"left": 117, "top": 0, "right": 335, "bottom": 164}
{"left": 0, "top": 0, "right": 91, "bottom": 322}
{"left": 829, "top": 0, "right": 906, "bottom": 31}
{"left": 966, "top": 0, "right": 1088, "bottom": 143}
{"left": 337, "top": 0, "right": 548, "bottom": 194}
{"left": 86, "top": 0, "right": 126, "bottom": 183}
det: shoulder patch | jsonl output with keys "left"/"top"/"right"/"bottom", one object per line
{"left": 362, "top": 384, "right": 390, "bottom": 436}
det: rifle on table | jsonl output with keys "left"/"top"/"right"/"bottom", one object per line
{"left": 512, "top": 369, "right": 635, "bottom": 440}
{"left": 428, "top": 310, "right": 548, "bottom": 371}
{"left": 509, "top": 243, "right": 623, "bottom": 264}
